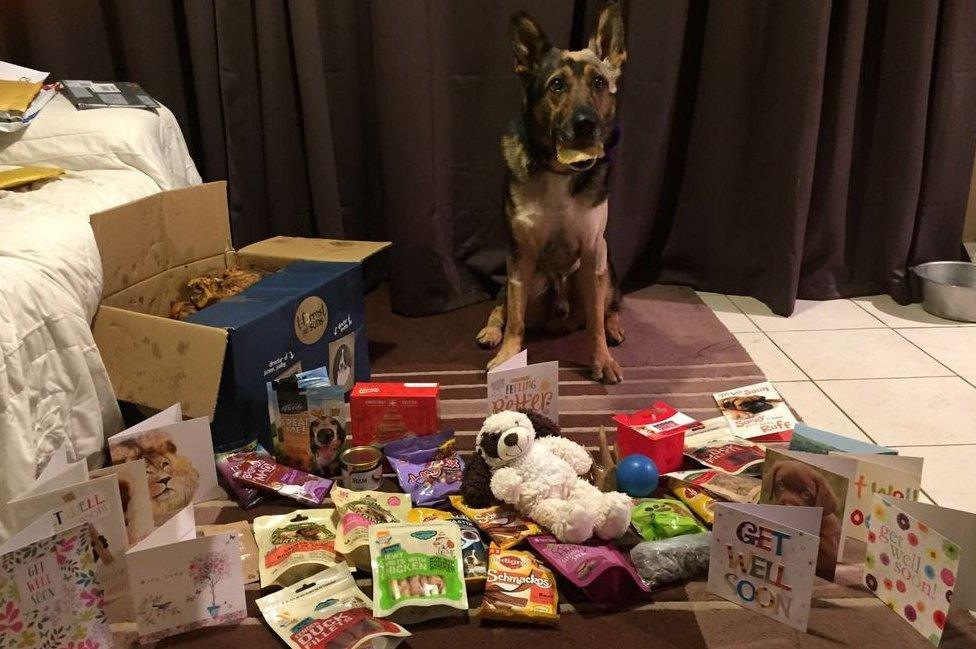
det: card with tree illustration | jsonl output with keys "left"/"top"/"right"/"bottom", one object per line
{"left": 126, "top": 531, "right": 246, "bottom": 643}
{"left": 0, "top": 520, "right": 111, "bottom": 649}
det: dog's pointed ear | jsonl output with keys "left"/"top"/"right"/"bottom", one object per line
{"left": 588, "top": 2, "right": 627, "bottom": 70}
{"left": 813, "top": 472, "right": 839, "bottom": 514}
{"left": 461, "top": 452, "right": 495, "bottom": 508}
{"left": 510, "top": 11, "right": 551, "bottom": 76}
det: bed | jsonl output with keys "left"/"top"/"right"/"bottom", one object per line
{"left": 0, "top": 94, "right": 201, "bottom": 539}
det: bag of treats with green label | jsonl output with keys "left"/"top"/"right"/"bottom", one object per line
{"left": 369, "top": 522, "right": 468, "bottom": 623}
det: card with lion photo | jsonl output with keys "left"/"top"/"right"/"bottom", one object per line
{"left": 109, "top": 403, "right": 220, "bottom": 527}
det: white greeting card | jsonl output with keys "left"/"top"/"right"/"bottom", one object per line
{"left": 7, "top": 474, "right": 131, "bottom": 622}
{"left": 713, "top": 381, "right": 796, "bottom": 441}
{"left": 487, "top": 351, "right": 559, "bottom": 423}
{"left": 91, "top": 459, "right": 156, "bottom": 546}
{"left": 828, "top": 453, "right": 923, "bottom": 543}
{"left": 108, "top": 403, "right": 220, "bottom": 527}
{"left": 864, "top": 495, "right": 976, "bottom": 646}
{"left": 708, "top": 503, "right": 821, "bottom": 631}
{"left": 126, "top": 506, "right": 246, "bottom": 643}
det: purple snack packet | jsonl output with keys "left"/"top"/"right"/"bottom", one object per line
{"left": 528, "top": 535, "right": 651, "bottom": 606}
{"left": 385, "top": 431, "right": 464, "bottom": 506}
{"left": 232, "top": 457, "right": 333, "bottom": 506}
{"left": 215, "top": 441, "right": 272, "bottom": 509}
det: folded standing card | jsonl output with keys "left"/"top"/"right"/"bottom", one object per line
{"left": 789, "top": 423, "right": 896, "bottom": 455}
{"left": 707, "top": 503, "right": 821, "bottom": 631}
{"left": 0, "top": 518, "right": 111, "bottom": 649}
{"left": 830, "top": 453, "right": 923, "bottom": 543}
{"left": 713, "top": 382, "right": 796, "bottom": 442}
{"left": 91, "top": 459, "right": 155, "bottom": 546}
{"left": 487, "top": 350, "right": 559, "bottom": 423}
{"left": 864, "top": 495, "right": 976, "bottom": 647}
{"left": 7, "top": 474, "right": 131, "bottom": 622}
{"left": 108, "top": 403, "right": 219, "bottom": 527}
{"left": 126, "top": 506, "right": 247, "bottom": 643}
{"left": 759, "top": 448, "right": 851, "bottom": 580}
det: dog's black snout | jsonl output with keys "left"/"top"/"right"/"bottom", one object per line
{"left": 572, "top": 111, "right": 597, "bottom": 138}
{"left": 503, "top": 432, "right": 519, "bottom": 447}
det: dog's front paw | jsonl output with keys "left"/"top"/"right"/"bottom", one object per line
{"left": 591, "top": 351, "right": 623, "bottom": 385}
{"left": 487, "top": 343, "right": 520, "bottom": 372}
{"left": 606, "top": 312, "right": 626, "bottom": 346}
{"left": 476, "top": 325, "right": 503, "bottom": 349}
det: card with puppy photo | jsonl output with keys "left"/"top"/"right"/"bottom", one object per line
{"left": 487, "top": 350, "right": 559, "bottom": 423}
{"left": 760, "top": 448, "right": 850, "bottom": 581}
{"left": 91, "top": 459, "right": 156, "bottom": 546}
{"left": 864, "top": 495, "right": 976, "bottom": 647}
{"left": 714, "top": 382, "right": 796, "bottom": 442}
{"left": 108, "top": 403, "right": 219, "bottom": 527}
{"left": 708, "top": 503, "right": 821, "bottom": 631}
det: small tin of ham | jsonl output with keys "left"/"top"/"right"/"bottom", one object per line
{"left": 341, "top": 446, "right": 383, "bottom": 491}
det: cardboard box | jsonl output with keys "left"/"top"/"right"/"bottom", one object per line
{"left": 349, "top": 383, "right": 440, "bottom": 447}
{"left": 613, "top": 402, "right": 704, "bottom": 474}
{"left": 90, "top": 182, "right": 389, "bottom": 450}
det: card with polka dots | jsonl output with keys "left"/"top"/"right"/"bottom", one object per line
{"left": 707, "top": 503, "right": 821, "bottom": 632}
{"left": 864, "top": 495, "right": 976, "bottom": 647}
{"left": 832, "top": 453, "right": 923, "bottom": 544}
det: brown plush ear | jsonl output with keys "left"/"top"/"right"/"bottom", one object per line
{"left": 813, "top": 471, "right": 839, "bottom": 514}
{"left": 510, "top": 11, "right": 552, "bottom": 76}
{"left": 518, "top": 408, "right": 560, "bottom": 438}
{"left": 588, "top": 2, "right": 627, "bottom": 70}
{"left": 461, "top": 453, "right": 495, "bottom": 508}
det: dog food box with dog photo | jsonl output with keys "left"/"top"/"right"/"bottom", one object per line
{"left": 713, "top": 382, "right": 796, "bottom": 442}
{"left": 89, "top": 182, "right": 389, "bottom": 452}
{"left": 350, "top": 383, "right": 440, "bottom": 448}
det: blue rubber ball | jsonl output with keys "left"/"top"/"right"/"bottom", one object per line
{"left": 616, "top": 454, "right": 660, "bottom": 497}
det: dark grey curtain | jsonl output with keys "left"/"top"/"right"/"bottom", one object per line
{"left": 2, "top": 0, "right": 975, "bottom": 317}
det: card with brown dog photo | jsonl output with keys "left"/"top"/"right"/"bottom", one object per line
{"left": 760, "top": 448, "right": 850, "bottom": 581}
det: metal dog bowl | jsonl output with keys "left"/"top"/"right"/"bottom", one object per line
{"left": 913, "top": 261, "right": 976, "bottom": 322}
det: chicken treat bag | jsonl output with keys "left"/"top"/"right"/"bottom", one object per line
{"left": 368, "top": 522, "right": 468, "bottom": 622}
{"left": 257, "top": 563, "right": 410, "bottom": 649}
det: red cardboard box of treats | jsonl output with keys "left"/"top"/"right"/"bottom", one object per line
{"left": 350, "top": 382, "right": 440, "bottom": 447}
{"left": 613, "top": 402, "right": 704, "bottom": 474}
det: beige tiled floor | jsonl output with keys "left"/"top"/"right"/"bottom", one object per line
{"left": 699, "top": 291, "right": 976, "bottom": 512}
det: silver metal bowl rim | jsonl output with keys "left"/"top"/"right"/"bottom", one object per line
{"left": 913, "top": 261, "right": 976, "bottom": 286}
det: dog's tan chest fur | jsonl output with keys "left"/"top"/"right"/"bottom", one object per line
{"left": 509, "top": 171, "right": 608, "bottom": 276}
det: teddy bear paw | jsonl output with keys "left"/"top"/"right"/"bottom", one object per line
{"left": 595, "top": 492, "right": 633, "bottom": 540}
{"left": 552, "top": 505, "right": 595, "bottom": 544}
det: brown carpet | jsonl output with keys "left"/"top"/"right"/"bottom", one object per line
{"left": 366, "top": 283, "right": 766, "bottom": 450}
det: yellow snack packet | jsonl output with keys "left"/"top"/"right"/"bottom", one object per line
{"left": 449, "top": 496, "right": 542, "bottom": 550}
{"left": 670, "top": 483, "right": 716, "bottom": 526}
{"left": 477, "top": 544, "right": 559, "bottom": 625}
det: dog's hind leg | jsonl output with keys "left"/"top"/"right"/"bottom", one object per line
{"left": 476, "top": 286, "right": 507, "bottom": 349}
{"left": 605, "top": 254, "right": 625, "bottom": 346}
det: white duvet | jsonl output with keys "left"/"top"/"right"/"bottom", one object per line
{"left": 0, "top": 95, "right": 201, "bottom": 539}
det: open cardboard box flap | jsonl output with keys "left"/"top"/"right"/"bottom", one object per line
{"left": 237, "top": 236, "right": 391, "bottom": 268}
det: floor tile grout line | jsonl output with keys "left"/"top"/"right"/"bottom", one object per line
{"left": 814, "top": 375, "right": 959, "bottom": 382}
{"left": 845, "top": 297, "right": 891, "bottom": 328}
{"left": 889, "top": 327, "right": 966, "bottom": 380}
{"left": 889, "top": 443, "right": 976, "bottom": 448}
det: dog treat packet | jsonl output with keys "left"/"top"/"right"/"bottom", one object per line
{"left": 683, "top": 427, "right": 766, "bottom": 475}
{"left": 254, "top": 510, "right": 339, "bottom": 588}
{"left": 629, "top": 533, "right": 712, "bottom": 588}
{"left": 215, "top": 440, "right": 272, "bottom": 509}
{"left": 332, "top": 486, "right": 412, "bottom": 570}
{"left": 478, "top": 544, "right": 559, "bottom": 625}
{"left": 408, "top": 509, "right": 487, "bottom": 588}
{"left": 257, "top": 563, "right": 410, "bottom": 649}
{"left": 666, "top": 469, "right": 762, "bottom": 503}
{"left": 385, "top": 431, "right": 464, "bottom": 507}
{"left": 527, "top": 535, "right": 650, "bottom": 606}
{"left": 631, "top": 498, "right": 707, "bottom": 541}
{"left": 200, "top": 521, "right": 260, "bottom": 584}
{"left": 669, "top": 484, "right": 716, "bottom": 526}
{"left": 449, "top": 495, "right": 542, "bottom": 549}
{"left": 232, "top": 456, "right": 333, "bottom": 506}
{"left": 369, "top": 522, "right": 468, "bottom": 622}
{"left": 268, "top": 367, "right": 348, "bottom": 476}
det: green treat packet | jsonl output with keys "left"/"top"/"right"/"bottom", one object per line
{"left": 631, "top": 498, "right": 707, "bottom": 541}
{"left": 369, "top": 522, "right": 468, "bottom": 623}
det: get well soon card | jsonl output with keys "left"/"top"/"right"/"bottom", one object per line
{"left": 707, "top": 503, "right": 821, "bottom": 631}
{"left": 864, "top": 495, "right": 976, "bottom": 647}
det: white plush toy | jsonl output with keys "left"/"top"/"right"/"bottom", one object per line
{"left": 468, "top": 410, "right": 632, "bottom": 543}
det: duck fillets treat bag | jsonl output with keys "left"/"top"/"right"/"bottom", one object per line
{"left": 257, "top": 563, "right": 410, "bottom": 649}
{"left": 527, "top": 535, "right": 651, "bottom": 606}
{"left": 254, "top": 510, "right": 339, "bottom": 588}
{"left": 368, "top": 522, "right": 468, "bottom": 622}
{"left": 478, "top": 544, "right": 559, "bottom": 625}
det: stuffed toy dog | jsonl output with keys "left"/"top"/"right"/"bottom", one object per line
{"left": 462, "top": 410, "right": 631, "bottom": 543}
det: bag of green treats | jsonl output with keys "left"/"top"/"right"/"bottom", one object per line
{"left": 368, "top": 522, "right": 468, "bottom": 623}
{"left": 631, "top": 498, "right": 707, "bottom": 541}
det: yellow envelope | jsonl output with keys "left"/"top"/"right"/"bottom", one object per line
{"left": 0, "top": 166, "right": 65, "bottom": 190}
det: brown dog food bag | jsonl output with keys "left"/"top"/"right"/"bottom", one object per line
{"left": 449, "top": 496, "right": 542, "bottom": 550}
{"left": 477, "top": 544, "right": 559, "bottom": 625}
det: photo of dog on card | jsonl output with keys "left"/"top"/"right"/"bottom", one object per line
{"left": 760, "top": 448, "right": 849, "bottom": 581}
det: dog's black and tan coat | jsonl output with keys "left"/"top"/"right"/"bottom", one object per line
{"left": 477, "top": 3, "right": 628, "bottom": 384}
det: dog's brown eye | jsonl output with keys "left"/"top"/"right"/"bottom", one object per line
{"left": 548, "top": 77, "right": 564, "bottom": 93}
{"left": 593, "top": 75, "right": 607, "bottom": 91}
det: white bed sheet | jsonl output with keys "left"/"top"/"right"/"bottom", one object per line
{"left": 0, "top": 95, "right": 201, "bottom": 539}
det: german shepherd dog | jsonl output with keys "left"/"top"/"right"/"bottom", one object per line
{"left": 477, "top": 3, "right": 627, "bottom": 384}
